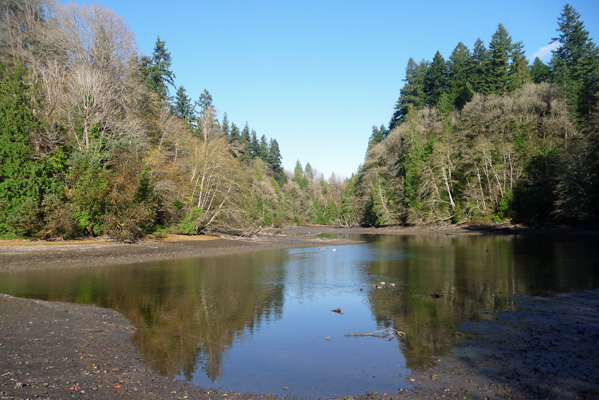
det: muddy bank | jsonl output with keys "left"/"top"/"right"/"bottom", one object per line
{"left": 407, "top": 290, "right": 599, "bottom": 399}
{"left": 0, "top": 233, "right": 355, "bottom": 273}
{"left": 2, "top": 290, "right": 598, "bottom": 400}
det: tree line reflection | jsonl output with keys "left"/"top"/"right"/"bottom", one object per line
{"left": 0, "top": 234, "right": 596, "bottom": 379}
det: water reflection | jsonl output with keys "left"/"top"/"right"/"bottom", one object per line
{"left": 0, "top": 234, "right": 597, "bottom": 397}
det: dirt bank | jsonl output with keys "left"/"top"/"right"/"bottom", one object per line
{"left": 1, "top": 228, "right": 599, "bottom": 399}
{"left": 0, "top": 232, "right": 355, "bottom": 273}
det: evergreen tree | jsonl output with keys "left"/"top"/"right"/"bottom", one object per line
{"left": 530, "top": 57, "right": 552, "bottom": 83}
{"left": 446, "top": 42, "right": 474, "bottom": 110}
{"left": 259, "top": 135, "right": 268, "bottom": 160}
{"left": 488, "top": 24, "right": 513, "bottom": 94}
{"left": 390, "top": 58, "right": 428, "bottom": 129}
{"left": 195, "top": 89, "right": 218, "bottom": 139}
{"left": 221, "top": 112, "right": 230, "bottom": 138}
{"left": 196, "top": 88, "right": 213, "bottom": 112}
{"left": 239, "top": 123, "right": 251, "bottom": 162}
{"left": 250, "top": 130, "right": 259, "bottom": 159}
{"left": 367, "top": 125, "right": 386, "bottom": 151}
{"left": 304, "top": 162, "right": 314, "bottom": 180}
{"left": 508, "top": 41, "right": 530, "bottom": 91}
{"left": 470, "top": 38, "right": 490, "bottom": 94}
{"left": 229, "top": 123, "right": 240, "bottom": 143}
{"left": 0, "top": 60, "right": 49, "bottom": 235}
{"left": 424, "top": 51, "right": 448, "bottom": 107}
{"left": 293, "top": 160, "right": 308, "bottom": 190}
{"left": 139, "top": 36, "right": 175, "bottom": 100}
{"left": 267, "top": 139, "right": 286, "bottom": 185}
{"left": 550, "top": 4, "right": 599, "bottom": 122}
{"left": 173, "top": 85, "right": 195, "bottom": 124}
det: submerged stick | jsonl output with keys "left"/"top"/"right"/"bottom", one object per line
{"left": 345, "top": 328, "right": 406, "bottom": 339}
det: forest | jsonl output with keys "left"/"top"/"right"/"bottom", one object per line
{"left": 0, "top": 1, "right": 597, "bottom": 240}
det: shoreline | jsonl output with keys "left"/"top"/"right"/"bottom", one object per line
{"left": 0, "top": 232, "right": 358, "bottom": 274}
{"left": 1, "top": 227, "right": 599, "bottom": 399}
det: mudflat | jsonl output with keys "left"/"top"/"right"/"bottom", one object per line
{"left": 1, "top": 228, "right": 598, "bottom": 399}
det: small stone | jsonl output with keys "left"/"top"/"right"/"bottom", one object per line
{"left": 432, "top": 374, "right": 439, "bottom": 380}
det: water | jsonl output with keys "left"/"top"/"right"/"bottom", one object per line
{"left": 0, "top": 233, "right": 597, "bottom": 397}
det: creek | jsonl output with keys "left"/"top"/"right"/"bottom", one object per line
{"left": 1, "top": 233, "right": 597, "bottom": 398}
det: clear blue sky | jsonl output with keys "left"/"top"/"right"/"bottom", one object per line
{"left": 68, "top": 0, "right": 598, "bottom": 179}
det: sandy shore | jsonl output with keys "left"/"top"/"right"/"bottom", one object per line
{"left": 1, "top": 227, "right": 599, "bottom": 399}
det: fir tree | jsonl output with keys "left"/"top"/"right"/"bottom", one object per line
{"left": 229, "top": 123, "right": 240, "bottom": 143}
{"left": 259, "top": 135, "right": 269, "bottom": 160}
{"left": 530, "top": 57, "right": 551, "bottom": 83}
{"left": 0, "top": 61, "right": 49, "bottom": 235}
{"left": 139, "top": 36, "right": 175, "bottom": 100}
{"left": 488, "top": 24, "right": 513, "bottom": 94}
{"left": 221, "top": 112, "right": 230, "bottom": 138}
{"left": 250, "top": 130, "right": 259, "bottom": 159}
{"left": 470, "top": 38, "right": 490, "bottom": 94}
{"left": 447, "top": 42, "right": 474, "bottom": 110}
{"left": 173, "top": 85, "right": 195, "bottom": 124}
{"left": 508, "top": 41, "right": 530, "bottom": 91}
{"left": 390, "top": 58, "right": 428, "bottom": 129}
{"left": 550, "top": 4, "right": 599, "bottom": 122}
{"left": 424, "top": 51, "right": 448, "bottom": 107}
{"left": 267, "top": 139, "right": 286, "bottom": 185}
{"left": 367, "top": 125, "right": 386, "bottom": 151}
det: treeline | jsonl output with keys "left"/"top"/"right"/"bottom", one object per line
{"left": 352, "top": 4, "right": 599, "bottom": 226}
{"left": 0, "top": 0, "right": 348, "bottom": 240}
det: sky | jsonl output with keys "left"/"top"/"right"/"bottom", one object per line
{"left": 66, "top": 0, "right": 598, "bottom": 179}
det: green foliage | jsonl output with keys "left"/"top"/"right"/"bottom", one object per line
{"left": 424, "top": 51, "right": 448, "bottom": 107}
{"left": 139, "top": 36, "right": 175, "bottom": 100}
{"left": 390, "top": 58, "right": 429, "bottom": 129}
{"left": 550, "top": 4, "right": 599, "bottom": 124}
{"left": 530, "top": 57, "right": 551, "bottom": 83}
{"left": 178, "top": 207, "right": 203, "bottom": 235}
{"left": 0, "top": 60, "right": 54, "bottom": 236}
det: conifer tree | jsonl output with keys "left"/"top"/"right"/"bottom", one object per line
{"left": 173, "top": 85, "right": 195, "bottom": 124}
{"left": 229, "top": 123, "right": 240, "bottom": 143}
{"left": 367, "top": 125, "right": 386, "bottom": 151}
{"left": 267, "top": 139, "right": 286, "bottom": 185}
{"left": 250, "top": 130, "right": 259, "bottom": 158}
{"left": 550, "top": 4, "right": 599, "bottom": 122}
{"left": 139, "top": 36, "right": 175, "bottom": 100}
{"left": 221, "top": 112, "right": 230, "bottom": 138}
{"left": 424, "top": 51, "right": 448, "bottom": 107}
{"left": 508, "top": 41, "right": 530, "bottom": 91}
{"left": 259, "top": 135, "right": 268, "bottom": 160}
{"left": 488, "top": 24, "right": 513, "bottom": 94}
{"left": 0, "top": 61, "right": 48, "bottom": 235}
{"left": 447, "top": 42, "right": 474, "bottom": 110}
{"left": 530, "top": 57, "right": 551, "bottom": 83}
{"left": 470, "top": 38, "right": 490, "bottom": 94}
{"left": 390, "top": 58, "right": 428, "bottom": 129}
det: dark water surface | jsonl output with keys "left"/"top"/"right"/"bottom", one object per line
{"left": 1, "top": 234, "right": 598, "bottom": 398}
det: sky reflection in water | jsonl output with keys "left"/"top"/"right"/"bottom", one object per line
{"left": 1, "top": 234, "right": 598, "bottom": 398}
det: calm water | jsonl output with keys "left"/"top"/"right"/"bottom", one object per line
{"left": 1, "top": 234, "right": 598, "bottom": 397}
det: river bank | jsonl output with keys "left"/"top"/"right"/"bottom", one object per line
{"left": 1, "top": 227, "right": 598, "bottom": 399}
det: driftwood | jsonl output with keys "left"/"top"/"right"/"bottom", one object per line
{"left": 345, "top": 328, "right": 406, "bottom": 340}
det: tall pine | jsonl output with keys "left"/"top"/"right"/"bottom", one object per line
{"left": 390, "top": 58, "right": 428, "bottom": 129}
{"left": 550, "top": 4, "right": 599, "bottom": 123}
{"left": 488, "top": 24, "right": 513, "bottom": 94}
{"left": 424, "top": 51, "right": 448, "bottom": 107}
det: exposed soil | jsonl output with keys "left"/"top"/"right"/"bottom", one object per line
{"left": 1, "top": 227, "right": 599, "bottom": 399}
{"left": 0, "top": 232, "right": 355, "bottom": 273}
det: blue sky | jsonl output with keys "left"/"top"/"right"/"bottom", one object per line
{"left": 68, "top": 0, "right": 598, "bottom": 179}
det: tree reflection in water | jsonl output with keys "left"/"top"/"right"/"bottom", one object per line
{"left": 0, "top": 233, "right": 597, "bottom": 396}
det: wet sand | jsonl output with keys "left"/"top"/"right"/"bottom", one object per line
{"left": 1, "top": 228, "right": 599, "bottom": 399}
